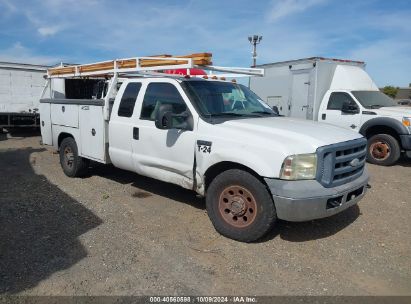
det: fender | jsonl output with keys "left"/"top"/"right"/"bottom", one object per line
{"left": 359, "top": 117, "right": 408, "bottom": 136}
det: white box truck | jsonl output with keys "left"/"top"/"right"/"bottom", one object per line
{"left": 250, "top": 57, "right": 411, "bottom": 166}
{"left": 0, "top": 62, "right": 49, "bottom": 130}
{"left": 39, "top": 54, "right": 370, "bottom": 242}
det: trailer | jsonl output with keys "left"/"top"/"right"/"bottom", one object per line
{"left": 0, "top": 61, "right": 49, "bottom": 129}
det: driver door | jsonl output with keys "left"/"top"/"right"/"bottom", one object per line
{"left": 131, "top": 80, "right": 197, "bottom": 189}
{"left": 319, "top": 91, "right": 362, "bottom": 131}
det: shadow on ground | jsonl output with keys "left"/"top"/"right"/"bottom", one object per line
{"left": 0, "top": 147, "right": 102, "bottom": 294}
{"left": 3, "top": 128, "right": 41, "bottom": 139}
{"left": 259, "top": 204, "right": 360, "bottom": 243}
{"left": 91, "top": 164, "right": 205, "bottom": 210}
{"left": 397, "top": 155, "right": 411, "bottom": 167}
{"left": 90, "top": 163, "right": 360, "bottom": 242}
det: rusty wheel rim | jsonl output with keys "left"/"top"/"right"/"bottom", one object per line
{"left": 218, "top": 185, "right": 257, "bottom": 228}
{"left": 370, "top": 141, "right": 390, "bottom": 160}
{"left": 64, "top": 146, "right": 74, "bottom": 168}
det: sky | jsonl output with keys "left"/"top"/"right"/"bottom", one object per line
{"left": 0, "top": 0, "right": 410, "bottom": 86}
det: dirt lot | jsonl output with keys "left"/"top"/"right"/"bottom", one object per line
{"left": 0, "top": 131, "right": 410, "bottom": 296}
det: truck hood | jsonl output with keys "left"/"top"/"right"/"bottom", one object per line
{"left": 220, "top": 116, "right": 362, "bottom": 154}
{"left": 371, "top": 106, "right": 411, "bottom": 117}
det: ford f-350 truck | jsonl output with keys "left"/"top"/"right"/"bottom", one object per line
{"left": 39, "top": 55, "right": 369, "bottom": 242}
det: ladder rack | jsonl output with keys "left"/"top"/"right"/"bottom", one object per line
{"left": 47, "top": 52, "right": 264, "bottom": 78}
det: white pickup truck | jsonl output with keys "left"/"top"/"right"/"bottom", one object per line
{"left": 39, "top": 58, "right": 369, "bottom": 242}
{"left": 250, "top": 57, "right": 411, "bottom": 166}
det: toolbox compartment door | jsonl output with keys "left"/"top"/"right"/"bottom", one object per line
{"left": 51, "top": 103, "right": 79, "bottom": 128}
{"left": 39, "top": 102, "right": 52, "bottom": 145}
{"left": 79, "top": 105, "right": 105, "bottom": 161}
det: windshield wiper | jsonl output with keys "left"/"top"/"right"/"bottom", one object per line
{"left": 251, "top": 111, "right": 275, "bottom": 115}
{"left": 368, "top": 104, "right": 383, "bottom": 109}
{"left": 208, "top": 113, "right": 247, "bottom": 117}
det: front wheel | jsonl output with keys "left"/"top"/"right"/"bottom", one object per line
{"left": 59, "top": 137, "right": 90, "bottom": 177}
{"left": 366, "top": 134, "right": 400, "bottom": 166}
{"left": 206, "top": 169, "right": 277, "bottom": 242}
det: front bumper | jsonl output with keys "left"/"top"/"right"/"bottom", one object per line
{"left": 264, "top": 169, "right": 369, "bottom": 222}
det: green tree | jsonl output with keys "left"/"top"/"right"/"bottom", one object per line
{"left": 382, "top": 86, "right": 398, "bottom": 98}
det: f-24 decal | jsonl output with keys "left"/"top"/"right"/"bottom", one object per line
{"left": 197, "top": 140, "right": 212, "bottom": 154}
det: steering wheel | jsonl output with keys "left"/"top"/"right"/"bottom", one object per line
{"left": 231, "top": 100, "right": 245, "bottom": 111}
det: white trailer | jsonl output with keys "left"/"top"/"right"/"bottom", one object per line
{"left": 250, "top": 57, "right": 411, "bottom": 166}
{"left": 0, "top": 62, "right": 49, "bottom": 128}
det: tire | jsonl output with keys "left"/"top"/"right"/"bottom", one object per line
{"left": 366, "top": 134, "right": 400, "bottom": 166}
{"left": 206, "top": 169, "right": 277, "bottom": 242}
{"left": 59, "top": 137, "right": 89, "bottom": 177}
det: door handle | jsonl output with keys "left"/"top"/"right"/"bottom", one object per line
{"left": 81, "top": 106, "right": 89, "bottom": 110}
{"left": 133, "top": 127, "right": 139, "bottom": 140}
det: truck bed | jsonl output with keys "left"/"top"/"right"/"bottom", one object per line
{"left": 40, "top": 98, "right": 109, "bottom": 163}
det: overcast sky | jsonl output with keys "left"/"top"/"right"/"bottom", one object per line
{"left": 0, "top": 0, "right": 410, "bottom": 86}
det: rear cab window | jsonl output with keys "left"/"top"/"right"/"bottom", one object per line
{"left": 118, "top": 83, "right": 142, "bottom": 117}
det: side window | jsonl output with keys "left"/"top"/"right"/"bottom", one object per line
{"left": 327, "top": 92, "right": 356, "bottom": 110}
{"left": 118, "top": 83, "right": 142, "bottom": 117}
{"left": 140, "top": 83, "right": 187, "bottom": 121}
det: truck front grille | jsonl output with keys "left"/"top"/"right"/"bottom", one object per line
{"left": 316, "top": 138, "right": 367, "bottom": 188}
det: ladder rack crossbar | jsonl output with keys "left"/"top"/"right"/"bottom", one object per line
{"left": 46, "top": 53, "right": 264, "bottom": 79}
{"left": 47, "top": 56, "right": 197, "bottom": 78}
{"left": 195, "top": 65, "right": 264, "bottom": 76}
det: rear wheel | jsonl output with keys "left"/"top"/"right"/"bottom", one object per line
{"left": 206, "top": 169, "right": 277, "bottom": 242}
{"left": 59, "top": 137, "right": 89, "bottom": 177}
{"left": 366, "top": 134, "right": 400, "bottom": 166}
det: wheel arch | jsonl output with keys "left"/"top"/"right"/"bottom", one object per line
{"left": 360, "top": 118, "right": 405, "bottom": 145}
{"left": 204, "top": 161, "right": 268, "bottom": 192}
{"left": 58, "top": 132, "right": 75, "bottom": 149}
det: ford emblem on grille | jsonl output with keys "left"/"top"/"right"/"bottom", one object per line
{"left": 350, "top": 158, "right": 360, "bottom": 167}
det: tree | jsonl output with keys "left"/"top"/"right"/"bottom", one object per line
{"left": 382, "top": 86, "right": 398, "bottom": 98}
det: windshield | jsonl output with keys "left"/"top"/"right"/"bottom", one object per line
{"left": 181, "top": 80, "right": 274, "bottom": 118}
{"left": 351, "top": 90, "right": 397, "bottom": 109}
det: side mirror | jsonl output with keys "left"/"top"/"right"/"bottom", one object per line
{"left": 155, "top": 104, "right": 173, "bottom": 129}
{"left": 341, "top": 100, "right": 359, "bottom": 114}
{"left": 154, "top": 104, "right": 193, "bottom": 130}
{"left": 272, "top": 105, "right": 280, "bottom": 115}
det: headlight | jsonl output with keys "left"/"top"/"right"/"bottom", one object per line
{"left": 403, "top": 117, "right": 411, "bottom": 132}
{"left": 280, "top": 153, "right": 317, "bottom": 180}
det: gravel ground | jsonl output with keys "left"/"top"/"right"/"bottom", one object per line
{"left": 0, "top": 131, "right": 410, "bottom": 296}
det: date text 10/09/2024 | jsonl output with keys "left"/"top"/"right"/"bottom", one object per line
{"left": 149, "top": 296, "right": 257, "bottom": 303}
